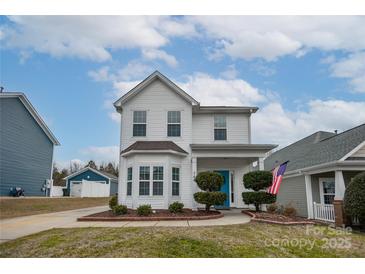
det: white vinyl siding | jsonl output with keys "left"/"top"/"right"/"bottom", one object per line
{"left": 352, "top": 144, "right": 365, "bottom": 157}
{"left": 192, "top": 113, "right": 250, "bottom": 144}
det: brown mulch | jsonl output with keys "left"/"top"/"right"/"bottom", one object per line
{"left": 242, "top": 210, "right": 315, "bottom": 225}
{"left": 78, "top": 208, "right": 223, "bottom": 221}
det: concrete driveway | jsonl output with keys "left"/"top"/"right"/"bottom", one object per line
{"left": 0, "top": 206, "right": 108, "bottom": 243}
{"left": 0, "top": 207, "right": 250, "bottom": 243}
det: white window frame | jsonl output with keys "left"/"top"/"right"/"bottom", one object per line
{"left": 127, "top": 167, "right": 132, "bottom": 196}
{"left": 171, "top": 166, "right": 180, "bottom": 196}
{"left": 137, "top": 164, "right": 165, "bottom": 197}
{"left": 319, "top": 177, "right": 335, "bottom": 204}
{"left": 133, "top": 110, "right": 147, "bottom": 137}
{"left": 153, "top": 166, "right": 164, "bottom": 196}
{"left": 214, "top": 115, "right": 227, "bottom": 141}
{"left": 167, "top": 110, "right": 181, "bottom": 137}
{"left": 139, "top": 166, "right": 150, "bottom": 196}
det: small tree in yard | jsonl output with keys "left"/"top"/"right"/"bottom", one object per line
{"left": 242, "top": 171, "right": 276, "bottom": 212}
{"left": 193, "top": 172, "right": 227, "bottom": 211}
{"left": 344, "top": 172, "right": 365, "bottom": 224}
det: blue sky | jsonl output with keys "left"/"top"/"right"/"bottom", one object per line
{"left": 1, "top": 16, "right": 364, "bottom": 168}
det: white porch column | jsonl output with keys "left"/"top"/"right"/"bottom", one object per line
{"left": 258, "top": 157, "right": 264, "bottom": 171}
{"left": 192, "top": 157, "right": 197, "bottom": 180}
{"left": 191, "top": 157, "right": 198, "bottom": 209}
{"left": 305, "top": 175, "right": 314, "bottom": 219}
{"left": 335, "top": 170, "right": 346, "bottom": 200}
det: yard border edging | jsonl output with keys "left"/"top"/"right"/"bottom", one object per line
{"left": 77, "top": 211, "right": 223, "bottom": 222}
{"left": 242, "top": 210, "right": 315, "bottom": 225}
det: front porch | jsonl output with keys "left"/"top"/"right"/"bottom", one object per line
{"left": 305, "top": 169, "right": 364, "bottom": 225}
{"left": 191, "top": 143, "right": 276, "bottom": 209}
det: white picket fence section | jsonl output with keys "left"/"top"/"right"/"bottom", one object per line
{"left": 50, "top": 185, "right": 65, "bottom": 197}
{"left": 313, "top": 202, "right": 335, "bottom": 222}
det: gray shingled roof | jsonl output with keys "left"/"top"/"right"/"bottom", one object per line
{"left": 98, "top": 170, "right": 118, "bottom": 180}
{"left": 121, "top": 141, "right": 188, "bottom": 155}
{"left": 265, "top": 124, "right": 365, "bottom": 172}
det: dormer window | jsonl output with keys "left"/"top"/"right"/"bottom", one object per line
{"left": 167, "top": 111, "right": 181, "bottom": 137}
{"left": 214, "top": 115, "right": 227, "bottom": 140}
{"left": 133, "top": 111, "right": 146, "bottom": 137}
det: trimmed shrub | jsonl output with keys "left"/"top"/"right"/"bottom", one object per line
{"left": 169, "top": 201, "right": 184, "bottom": 213}
{"left": 242, "top": 191, "right": 276, "bottom": 212}
{"left": 137, "top": 204, "right": 152, "bottom": 216}
{"left": 195, "top": 172, "right": 224, "bottom": 191}
{"left": 112, "top": 205, "right": 128, "bottom": 215}
{"left": 266, "top": 203, "right": 278, "bottom": 213}
{"left": 194, "top": 192, "right": 227, "bottom": 211}
{"left": 243, "top": 171, "right": 273, "bottom": 191}
{"left": 194, "top": 172, "right": 227, "bottom": 211}
{"left": 344, "top": 172, "right": 365, "bottom": 224}
{"left": 242, "top": 171, "right": 276, "bottom": 212}
{"left": 283, "top": 203, "right": 297, "bottom": 217}
{"left": 109, "top": 195, "right": 118, "bottom": 210}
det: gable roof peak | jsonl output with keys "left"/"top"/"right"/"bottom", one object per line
{"left": 113, "top": 71, "right": 199, "bottom": 109}
{"left": 0, "top": 92, "right": 60, "bottom": 145}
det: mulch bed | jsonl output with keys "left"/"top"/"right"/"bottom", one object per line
{"left": 242, "top": 210, "right": 315, "bottom": 225}
{"left": 78, "top": 208, "right": 223, "bottom": 221}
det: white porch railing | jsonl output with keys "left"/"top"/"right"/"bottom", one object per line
{"left": 313, "top": 202, "right": 335, "bottom": 222}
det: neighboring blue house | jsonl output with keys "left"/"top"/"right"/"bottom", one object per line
{"left": 64, "top": 167, "right": 118, "bottom": 197}
{"left": 0, "top": 92, "right": 60, "bottom": 196}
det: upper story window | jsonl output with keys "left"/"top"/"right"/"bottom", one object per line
{"left": 167, "top": 111, "right": 181, "bottom": 137}
{"left": 133, "top": 111, "right": 146, "bottom": 137}
{"left": 214, "top": 115, "right": 227, "bottom": 140}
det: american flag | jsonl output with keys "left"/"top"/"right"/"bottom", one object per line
{"left": 268, "top": 161, "right": 288, "bottom": 195}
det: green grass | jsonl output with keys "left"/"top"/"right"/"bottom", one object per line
{"left": 1, "top": 223, "right": 364, "bottom": 257}
{"left": 0, "top": 197, "right": 109, "bottom": 219}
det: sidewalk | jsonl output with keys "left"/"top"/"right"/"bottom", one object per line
{"left": 0, "top": 207, "right": 250, "bottom": 243}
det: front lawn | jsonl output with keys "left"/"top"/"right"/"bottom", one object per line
{"left": 0, "top": 197, "right": 109, "bottom": 219}
{"left": 1, "top": 223, "right": 364, "bottom": 257}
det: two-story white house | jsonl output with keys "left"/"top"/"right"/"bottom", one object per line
{"left": 114, "top": 71, "right": 277, "bottom": 209}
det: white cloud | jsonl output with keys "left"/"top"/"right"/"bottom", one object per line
{"left": 252, "top": 100, "right": 365, "bottom": 146}
{"left": 55, "top": 158, "right": 85, "bottom": 170}
{"left": 190, "top": 16, "right": 365, "bottom": 61}
{"left": 117, "top": 60, "right": 153, "bottom": 81}
{"left": 88, "top": 66, "right": 111, "bottom": 82}
{"left": 329, "top": 52, "right": 365, "bottom": 93}
{"left": 220, "top": 64, "right": 238, "bottom": 79}
{"left": 2, "top": 16, "right": 195, "bottom": 62}
{"left": 250, "top": 61, "right": 276, "bottom": 77}
{"left": 142, "top": 49, "right": 178, "bottom": 67}
{"left": 179, "top": 73, "right": 266, "bottom": 106}
{"left": 80, "top": 146, "right": 119, "bottom": 164}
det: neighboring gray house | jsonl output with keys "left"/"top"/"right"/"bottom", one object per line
{"left": 265, "top": 124, "right": 365, "bottom": 224}
{"left": 0, "top": 92, "right": 60, "bottom": 196}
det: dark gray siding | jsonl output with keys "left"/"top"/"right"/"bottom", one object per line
{"left": 0, "top": 98, "right": 53, "bottom": 196}
{"left": 275, "top": 175, "right": 308, "bottom": 217}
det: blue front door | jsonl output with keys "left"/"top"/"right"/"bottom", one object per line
{"left": 215, "top": 170, "right": 230, "bottom": 209}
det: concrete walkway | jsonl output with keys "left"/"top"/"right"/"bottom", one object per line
{"left": 0, "top": 207, "right": 250, "bottom": 243}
